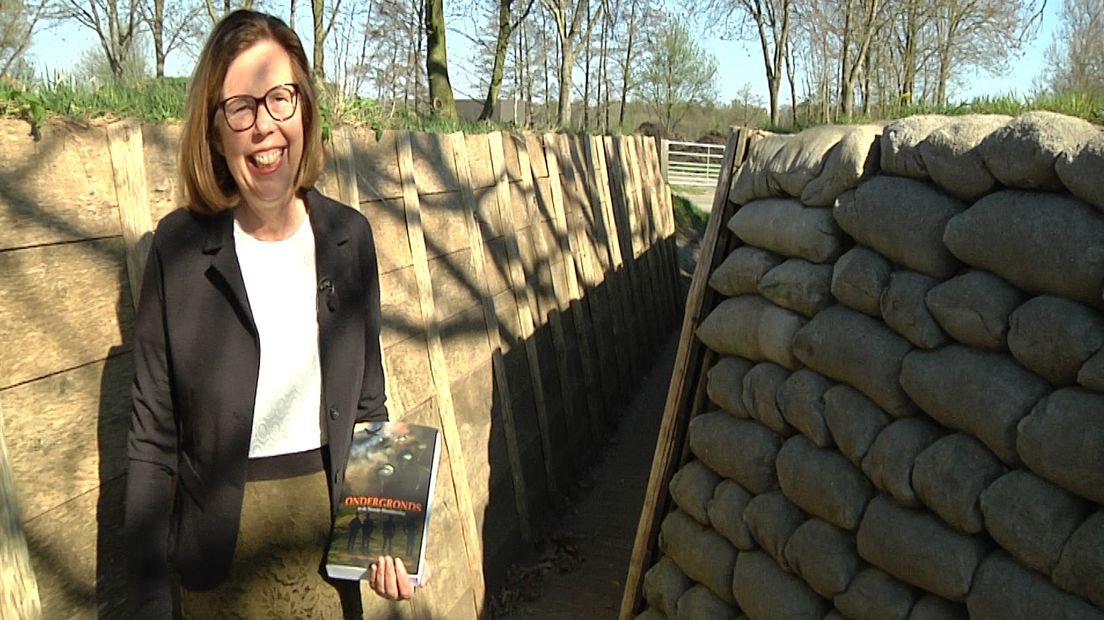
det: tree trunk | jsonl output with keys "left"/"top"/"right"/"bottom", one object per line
{"left": 480, "top": 0, "right": 515, "bottom": 121}
{"left": 557, "top": 46, "right": 575, "bottom": 127}
{"left": 425, "top": 0, "right": 458, "bottom": 120}
{"left": 1, "top": 403, "right": 41, "bottom": 620}
{"left": 311, "top": 0, "right": 325, "bottom": 81}
{"left": 289, "top": 0, "right": 297, "bottom": 30}
{"left": 618, "top": 0, "right": 637, "bottom": 127}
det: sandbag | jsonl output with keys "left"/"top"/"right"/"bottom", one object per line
{"left": 708, "top": 480, "right": 756, "bottom": 551}
{"left": 643, "top": 555, "right": 692, "bottom": 619}
{"left": 831, "top": 245, "right": 893, "bottom": 317}
{"left": 912, "top": 434, "right": 1005, "bottom": 534}
{"left": 688, "top": 413, "right": 781, "bottom": 494}
{"left": 768, "top": 125, "right": 851, "bottom": 198}
{"left": 1056, "top": 127, "right": 1104, "bottom": 212}
{"left": 899, "top": 346, "right": 1050, "bottom": 464}
{"left": 803, "top": 124, "right": 883, "bottom": 206}
{"left": 783, "top": 518, "right": 861, "bottom": 598}
{"left": 926, "top": 270, "right": 1025, "bottom": 351}
{"left": 635, "top": 608, "right": 666, "bottom": 620}
{"left": 709, "top": 246, "right": 784, "bottom": 297}
{"left": 676, "top": 584, "right": 738, "bottom": 620}
{"left": 918, "top": 114, "right": 1009, "bottom": 201}
{"left": 880, "top": 115, "right": 948, "bottom": 178}
{"left": 837, "top": 176, "right": 965, "bottom": 279}
{"left": 758, "top": 258, "right": 834, "bottom": 318}
{"left": 1079, "top": 348, "right": 1104, "bottom": 392}
{"left": 857, "top": 495, "right": 991, "bottom": 602}
{"left": 943, "top": 190, "right": 1104, "bottom": 310}
{"left": 660, "top": 510, "right": 738, "bottom": 604}
{"left": 777, "top": 435, "right": 874, "bottom": 531}
{"left": 880, "top": 271, "right": 947, "bottom": 349}
{"left": 1016, "top": 387, "right": 1104, "bottom": 503}
{"left": 793, "top": 305, "right": 917, "bottom": 418}
{"left": 861, "top": 417, "right": 944, "bottom": 508}
{"left": 743, "top": 491, "right": 807, "bottom": 570}
{"left": 824, "top": 385, "right": 892, "bottom": 466}
{"left": 1053, "top": 510, "right": 1104, "bottom": 610}
{"left": 707, "top": 356, "right": 755, "bottom": 418}
{"left": 732, "top": 551, "right": 831, "bottom": 620}
{"left": 742, "top": 362, "right": 794, "bottom": 436}
{"left": 670, "top": 460, "right": 723, "bottom": 526}
{"left": 728, "top": 198, "right": 844, "bottom": 263}
{"left": 977, "top": 110, "right": 1095, "bottom": 191}
{"left": 834, "top": 566, "right": 918, "bottom": 620}
{"left": 909, "top": 595, "right": 968, "bottom": 620}
{"left": 967, "top": 551, "right": 1104, "bottom": 620}
{"left": 979, "top": 469, "right": 1090, "bottom": 575}
{"left": 696, "top": 295, "right": 805, "bottom": 370}
{"left": 1007, "top": 295, "right": 1104, "bottom": 386}
{"left": 729, "top": 133, "right": 791, "bottom": 204}
{"left": 777, "top": 368, "right": 834, "bottom": 448}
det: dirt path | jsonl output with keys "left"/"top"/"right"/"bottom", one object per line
{"left": 496, "top": 330, "right": 681, "bottom": 619}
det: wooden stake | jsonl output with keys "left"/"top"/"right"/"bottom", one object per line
{"left": 448, "top": 132, "right": 532, "bottom": 542}
{"left": 487, "top": 132, "right": 561, "bottom": 503}
{"left": 396, "top": 131, "right": 485, "bottom": 613}
{"left": 0, "top": 399, "right": 42, "bottom": 620}
{"left": 107, "top": 120, "right": 154, "bottom": 311}
{"left": 618, "top": 127, "right": 752, "bottom": 620}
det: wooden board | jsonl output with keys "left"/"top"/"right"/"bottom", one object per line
{"left": 0, "top": 239, "right": 133, "bottom": 390}
{"left": 0, "top": 398, "right": 42, "bottom": 620}
{"left": 107, "top": 120, "right": 154, "bottom": 311}
{"left": 619, "top": 127, "right": 752, "bottom": 620}
{"left": 450, "top": 132, "right": 532, "bottom": 542}
{"left": 396, "top": 131, "right": 486, "bottom": 613}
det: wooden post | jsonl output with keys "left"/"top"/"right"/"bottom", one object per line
{"left": 542, "top": 133, "right": 605, "bottom": 445}
{"left": 623, "top": 137, "right": 664, "bottom": 340}
{"left": 591, "top": 136, "right": 640, "bottom": 384}
{"left": 334, "top": 127, "right": 404, "bottom": 418}
{"left": 396, "top": 131, "right": 485, "bottom": 613}
{"left": 515, "top": 134, "right": 583, "bottom": 464}
{"left": 487, "top": 132, "right": 561, "bottom": 503}
{"left": 107, "top": 120, "right": 154, "bottom": 311}
{"left": 0, "top": 400, "right": 42, "bottom": 620}
{"left": 636, "top": 136, "right": 678, "bottom": 329}
{"left": 659, "top": 138, "right": 669, "bottom": 182}
{"left": 448, "top": 132, "right": 533, "bottom": 542}
{"left": 605, "top": 137, "right": 651, "bottom": 362}
{"left": 619, "top": 127, "right": 752, "bottom": 620}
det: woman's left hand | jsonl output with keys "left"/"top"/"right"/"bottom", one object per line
{"left": 369, "top": 556, "right": 430, "bottom": 600}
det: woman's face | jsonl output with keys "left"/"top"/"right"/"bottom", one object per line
{"left": 215, "top": 39, "right": 304, "bottom": 211}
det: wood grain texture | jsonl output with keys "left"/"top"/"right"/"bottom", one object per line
{"left": 0, "top": 120, "right": 118, "bottom": 251}
{"left": 619, "top": 127, "right": 752, "bottom": 620}
{"left": 451, "top": 132, "right": 532, "bottom": 542}
{"left": 487, "top": 132, "right": 560, "bottom": 503}
{"left": 0, "top": 238, "right": 133, "bottom": 390}
{"left": 396, "top": 131, "right": 485, "bottom": 613}
{"left": 107, "top": 121, "right": 154, "bottom": 311}
{"left": 140, "top": 123, "right": 184, "bottom": 225}
{"left": 0, "top": 399, "right": 42, "bottom": 620}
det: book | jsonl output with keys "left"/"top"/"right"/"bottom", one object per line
{"left": 326, "top": 420, "right": 441, "bottom": 586}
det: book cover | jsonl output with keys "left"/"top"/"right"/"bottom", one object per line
{"left": 326, "top": 421, "right": 441, "bottom": 585}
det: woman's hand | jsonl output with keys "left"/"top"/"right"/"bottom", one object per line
{"left": 369, "top": 556, "right": 431, "bottom": 600}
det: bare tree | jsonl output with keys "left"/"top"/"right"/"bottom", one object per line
{"left": 0, "top": 0, "right": 51, "bottom": 79}
{"left": 424, "top": 0, "right": 457, "bottom": 119}
{"left": 204, "top": 0, "right": 254, "bottom": 22}
{"left": 139, "top": 0, "right": 203, "bottom": 78}
{"left": 1044, "top": 0, "right": 1104, "bottom": 95}
{"left": 309, "top": 0, "right": 344, "bottom": 82}
{"left": 538, "top": 0, "right": 604, "bottom": 127}
{"left": 837, "top": 0, "right": 888, "bottom": 117}
{"left": 478, "top": 0, "right": 536, "bottom": 120}
{"left": 694, "top": 0, "right": 793, "bottom": 126}
{"left": 60, "top": 0, "right": 142, "bottom": 82}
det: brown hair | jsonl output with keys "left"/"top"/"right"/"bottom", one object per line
{"left": 179, "top": 10, "right": 324, "bottom": 214}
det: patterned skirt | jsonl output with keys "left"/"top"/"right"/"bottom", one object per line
{"left": 179, "top": 469, "right": 362, "bottom": 619}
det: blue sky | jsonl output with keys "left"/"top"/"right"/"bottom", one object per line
{"left": 27, "top": 2, "right": 1057, "bottom": 107}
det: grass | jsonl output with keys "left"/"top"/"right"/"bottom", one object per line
{"left": 671, "top": 192, "right": 709, "bottom": 241}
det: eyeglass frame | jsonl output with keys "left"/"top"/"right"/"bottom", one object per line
{"left": 216, "top": 83, "right": 300, "bottom": 132}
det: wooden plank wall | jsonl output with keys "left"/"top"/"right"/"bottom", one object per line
{"left": 0, "top": 118, "right": 680, "bottom": 619}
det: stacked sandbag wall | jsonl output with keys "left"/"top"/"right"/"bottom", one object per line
{"left": 636, "top": 111, "right": 1104, "bottom": 619}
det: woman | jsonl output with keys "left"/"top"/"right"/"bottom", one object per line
{"left": 125, "top": 10, "right": 420, "bottom": 618}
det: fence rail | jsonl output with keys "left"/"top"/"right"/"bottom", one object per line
{"left": 662, "top": 139, "right": 725, "bottom": 187}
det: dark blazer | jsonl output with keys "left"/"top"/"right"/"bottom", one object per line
{"left": 124, "top": 189, "right": 388, "bottom": 618}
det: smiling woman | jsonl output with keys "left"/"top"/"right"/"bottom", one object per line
{"left": 123, "top": 10, "right": 425, "bottom": 620}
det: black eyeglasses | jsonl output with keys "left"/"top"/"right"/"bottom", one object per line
{"left": 217, "top": 83, "right": 300, "bottom": 132}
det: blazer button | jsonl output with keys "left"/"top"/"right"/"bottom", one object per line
{"left": 328, "top": 406, "right": 340, "bottom": 420}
